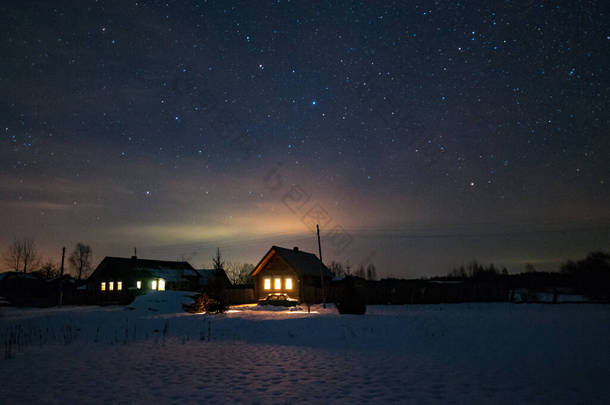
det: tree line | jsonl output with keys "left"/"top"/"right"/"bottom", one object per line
{"left": 211, "top": 247, "right": 254, "bottom": 286}
{"left": 2, "top": 238, "right": 93, "bottom": 280}
{"left": 439, "top": 251, "right": 609, "bottom": 282}
{"left": 329, "top": 260, "right": 377, "bottom": 280}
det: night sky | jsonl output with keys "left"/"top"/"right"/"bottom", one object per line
{"left": 1, "top": 0, "right": 608, "bottom": 277}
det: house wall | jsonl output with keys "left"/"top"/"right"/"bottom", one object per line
{"left": 86, "top": 270, "right": 136, "bottom": 305}
{"left": 87, "top": 262, "right": 154, "bottom": 304}
{"left": 254, "top": 255, "right": 300, "bottom": 300}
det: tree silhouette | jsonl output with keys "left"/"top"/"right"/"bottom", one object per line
{"left": 69, "top": 243, "right": 92, "bottom": 280}
{"left": 3, "top": 238, "right": 40, "bottom": 273}
{"left": 225, "top": 262, "right": 254, "bottom": 285}
{"left": 366, "top": 263, "right": 377, "bottom": 280}
{"left": 212, "top": 247, "right": 224, "bottom": 270}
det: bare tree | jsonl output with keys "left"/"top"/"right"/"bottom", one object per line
{"left": 225, "top": 261, "right": 254, "bottom": 285}
{"left": 3, "top": 238, "right": 40, "bottom": 273}
{"left": 344, "top": 261, "right": 352, "bottom": 276}
{"left": 69, "top": 243, "right": 92, "bottom": 280}
{"left": 524, "top": 263, "right": 537, "bottom": 273}
{"left": 366, "top": 263, "right": 377, "bottom": 280}
{"left": 355, "top": 264, "right": 366, "bottom": 279}
{"left": 329, "top": 261, "right": 345, "bottom": 278}
{"left": 38, "top": 259, "right": 59, "bottom": 280}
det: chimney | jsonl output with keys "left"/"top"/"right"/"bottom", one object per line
{"left": 293, "top": 246, "right": 299, "bottom": 252}
{"left": 132, "top": 247, "right": 137, "bottom": 260}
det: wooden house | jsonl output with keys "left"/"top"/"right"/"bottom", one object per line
{"left": 87, "top": 256, "right": 204, "bottom": 303}
{"left": 250, "top": 246, "right": 333, "bottom": 303}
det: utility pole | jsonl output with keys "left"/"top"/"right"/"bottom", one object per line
{"left": 59, "top": 246, "right": 65, "bottom": 307}
{"left": 317, "top": 224, "right": 325, "bottom": 307}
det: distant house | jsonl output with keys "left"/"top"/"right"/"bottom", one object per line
{"left": 0, "top": 272, "right": 77, "bottom": 307}
{"left": 250, "top": 246, "right": 333, "bottom": 303}
{"left": 194, "top": 268, "right": 232, "bottom": 290}
{"left": 87, "top": 256, "right": 204, "bottom": 303}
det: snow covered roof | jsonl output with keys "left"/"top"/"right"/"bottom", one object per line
{"left": 193, "top": 269, "right": 216, "bottom": 284}
{"left": 149, "top": 267, "right": 199, "bottom": 282}
{"left": 89, "top": 257, "right": 198, "bottom": 282}
{"left": 250, "top": 246, "right": 333, "bottom": 278}
{"left": 194, "top": 269, "right": 231, "bottom": 286}
{"left": 0, "top": 271, "right": 42, "bottom": 281}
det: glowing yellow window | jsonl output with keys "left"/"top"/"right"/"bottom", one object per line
{"left": 109, "top": 281, "right": 114, "bottom": 291}
{"left": 264, "top": 278, "right": 271, "bottom": 290}
{"left": 274, "top": 278, "right": 281, "bottom": 290}
{"left": 158, "top": 278, "right": 165, "bottom": 291}
{"left": 136, "top": 280, "right": 141, "bottom": 289}
{"left": 152, "top": 280, "right": 157, "bottom": 290}
{"left": 117, "top": 281, "right": 122, "bottom": 291}
{"left": 101, "top": 282, "right": 106, "bottom": 291}
{"left": 285, "top": 278, "right": 293, "bottom": 290}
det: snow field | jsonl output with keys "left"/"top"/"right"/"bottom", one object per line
{"left": 1, "top": 291, "right": 608, "bottom": 404}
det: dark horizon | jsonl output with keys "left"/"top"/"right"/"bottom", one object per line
{"left": 1, "top": 1, "right": 608, "bottom": 277}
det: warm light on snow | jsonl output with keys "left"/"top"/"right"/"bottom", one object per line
{"left": 0, "top": 291, "right": 607, "bottom": 403}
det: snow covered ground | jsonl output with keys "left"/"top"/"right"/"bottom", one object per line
{"left": 1, "top": 291, "right": 609, "bottom": 404}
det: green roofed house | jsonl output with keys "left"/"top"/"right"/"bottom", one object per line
{"left": 250, "top": 246, "right": 333, "bottom": 303}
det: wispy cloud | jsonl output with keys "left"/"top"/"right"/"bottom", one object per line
{"left": 0, "top": 200, "right": 101, "bottom": 211}
{"left": 110, "top": 213, "right": 309, "bottom": 245}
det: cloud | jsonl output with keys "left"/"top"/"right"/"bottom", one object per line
{"left": 0, "top": 200, "right": 101, "bottom": 211}
{"left": 110, "top": 212, "right": 310, "bottom": 245}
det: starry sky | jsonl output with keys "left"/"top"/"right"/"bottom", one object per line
{"left": 1, "top": 0, "right": 608, "bottom": 277}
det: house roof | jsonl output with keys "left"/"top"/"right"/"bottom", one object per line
{"left": 90, "top": 257, "right": 198, "bottom": 282}
{"left": 250, "top": 246, "right": 333, "bottom": 278}
{"left": 194, "top": 268, "right": 231, "bottom": 286}
{"left": 194, "top": 269, "right": 219, "bottom": 284}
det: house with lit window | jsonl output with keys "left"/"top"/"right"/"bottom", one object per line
{"left": 250, "top": 246, "right": 333, "bottom": 303}
{"left": 87, "top": 256, "right": 204, "bottom": 304}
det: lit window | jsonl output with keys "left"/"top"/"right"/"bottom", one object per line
{"left": 109, "top": 281, "right": 114, "bottom": 291}
{"left": 136, "top": 280, "right": 141, "bottom": 289}
{"left": 101, "top": 282, "right": 106, "bottom": 291}
{"left": 285, "top": 278, "right": 293, "bottom": 290}
{"left": 158, "top": 278, "right": 165, "bottom": 291}
{"left": 117, "top": 281, "right": 122, "bottom": 291}
{"left": 264, "top": 278, "right": 271, "bottom": 290}
{"left": 274, "top": 278, "right": 281, "bottom": 290}
{"left": 152, "top": 280, "right": 157, "bottom": 290}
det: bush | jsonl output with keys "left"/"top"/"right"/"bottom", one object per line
{"left": 336, "top": 277, "right": 366, "bottom": 315}
{"left": 183, "top": 292, "right": 227, "bottom": 314}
